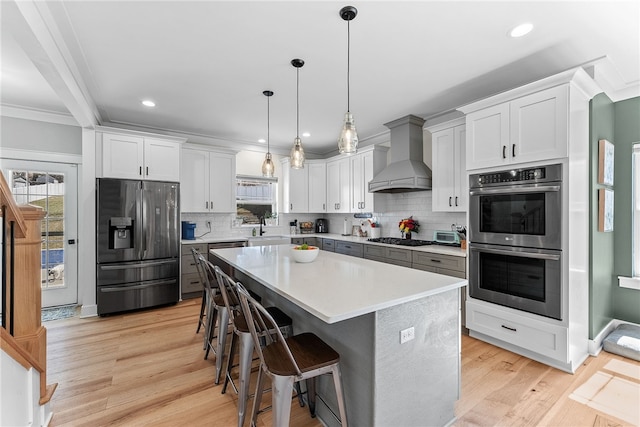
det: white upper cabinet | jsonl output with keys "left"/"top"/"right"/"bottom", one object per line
{"left": 350, "top": 147, "right": 387, "bottom": 212}
{"left": 463, "top": 85, "right": 569, "bottom": 170}
{"left": 281, "top": 158, "right": 309, "bottom": 213}
{"left": 326, "top": 157, "right": 350, "bottom": 213}
{"left": 429, "top": 118, "right": 467, "bottom": 212}
{"left": 308, "top": 161, "right": 327, "bottom": 213}
{"left": 100, "top": 131, "right": 181, "bottom": 181}
{"left": 180, "top": 146, "right": 235, "bottom": 213}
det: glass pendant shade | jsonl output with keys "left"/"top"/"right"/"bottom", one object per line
{"left": 262, "top": 152, "right": 274, "bottom": 177}
{"left": 338, "top": 111, "right": 358, "bottom": 154}
{"left": 290, "top": 137, "right": 305, "bottom": 169}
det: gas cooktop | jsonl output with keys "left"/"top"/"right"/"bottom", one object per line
{"left": 367, "top": 237, "right": 461, "bottom": 247}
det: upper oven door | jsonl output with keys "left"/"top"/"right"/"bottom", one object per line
{"left": 469, "top": 182, "right": 562, "bottom": 249}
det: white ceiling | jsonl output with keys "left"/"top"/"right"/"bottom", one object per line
{"left": 1, "top": 1, "right": 639, "bottom": 157}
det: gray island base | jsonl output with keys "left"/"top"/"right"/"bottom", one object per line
{"left": 210, "top": 245, "right": 465, "bottom": 427}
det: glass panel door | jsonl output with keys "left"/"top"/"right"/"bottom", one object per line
{"left": 3, "top": 160, "right": 78, "bottom": 307}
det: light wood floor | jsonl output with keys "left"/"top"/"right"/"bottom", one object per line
{"left": 45, "top": 299, "right": 639, "bottom": 427}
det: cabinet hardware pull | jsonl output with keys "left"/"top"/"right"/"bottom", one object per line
{"left": 455, "top": 196, "right": 458, "bottom": 206}
{"left": 323, "top": 203, "right": 325, "bottom": 210}
{"left": 205, "top": 201, "right": 208, "bottom": 209}
{"left": 512, "top": 144, "right": 516, "bottom": 157}
{"left": 502, "top": 146, "right": 506, "bottom": 159}
{"left": 449, "top": 197, "right": 452, "bottom": 206}
{"left": 190, "top": 262, "right": 195, "bottom": 266}
{"left": 146, "top": 166, "right": 149, "bottom": 175}
{"left": 139, "top": 166, "right": 142, "bottom": 175}
{"left": 290, "top": 203, "right": 293, "bottom": 210}
{"left": 431, "top": 259, "right": 442, "bottom": 263}
{"left": 189, "top": 281, "right": 199, "bottom": 285}
{"left": 501, "top": 325, "right": 517, "bottom": 332}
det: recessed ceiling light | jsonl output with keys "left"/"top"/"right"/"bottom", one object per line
{"left": 142, "top": 99, "right": 156, "bottom": 107}
{"left": 258, "top": 138, "right": 266, "bottom": 143}
{"left": 302, "top": 132, "right": 311, "bottom": 138}
{"left": 509, "top": 23, "right": 533, "bottom": 38}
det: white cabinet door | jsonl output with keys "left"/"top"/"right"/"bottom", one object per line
{"left": 466, "top": 104, "right": 509, "bottom": 170}
{"left": 180, "top": 148, "right": 209, "bottom": 213}
{"left": 350, "top": 150, "right": 375, "bottom": 212}
{"left": 102, "top": 133, "right": 145, "bottom": 179}
{"left": 208, "top": 152, "right": 236, "bottom": 213}
{"left": 432, "top": 127, "right": 456, "bottom": 211}
{"left": 510, "top": 85, "right": 568, "bottom": 164}
{"left": 454, "top": 125, "right": 468, "bottom": 211}
{"left": 144, "top": 138, "right": 180, "bottom": 182}
{"left": 308, "top": 162, "right": 327, "bottom": 213}
{"left": 327, "top": 157, "right": 350, "bottom": 213}
{"left": 289, "top": 167, "right": 309, "bottom": 213}
{"left": 432, "top": 124, "right": 467, "bottom": 212}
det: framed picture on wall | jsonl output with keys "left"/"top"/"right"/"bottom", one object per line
{"left": 598, "top": 139, "right": 614, "bottom": 186}
{"left": 598, "top": 188, "right": 614, "bottom": 232}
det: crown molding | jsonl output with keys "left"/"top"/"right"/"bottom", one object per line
{"left": 0, "top": 104, "right": 79, "bottom": 127}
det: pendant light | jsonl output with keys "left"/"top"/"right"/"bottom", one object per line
{"left": 337, "top": 5, "right": 359, "bottom": 154}
{"left": 261, "top": 90, "right": 275, "bottom": 177}
{"left": 290, "top": 58, "right": 305, "bottom": 169}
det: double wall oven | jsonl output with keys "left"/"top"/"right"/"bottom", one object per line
{"left": 468, "top": 164, "right": 563, "bottom": 320}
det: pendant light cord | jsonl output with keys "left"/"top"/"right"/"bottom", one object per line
{"left": 267, "top": 95, "right": 270, "bottom": 153}
{"left": 347, "top": 19, "right": 351, "bottom": 113}
{"left": 296, "top": 67, "right": 300, "bottom": 138}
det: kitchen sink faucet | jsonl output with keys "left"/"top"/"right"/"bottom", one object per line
{"left": 259, "top": 216, "right": 266, "bottom": 236}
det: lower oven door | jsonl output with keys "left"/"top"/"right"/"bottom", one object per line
{"left": 469, "top": 243, "right": 562, "bottom": 320}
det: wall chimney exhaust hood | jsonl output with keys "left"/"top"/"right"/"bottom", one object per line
{"left": 368, "top": 114, "right": 432, "bottom": 193}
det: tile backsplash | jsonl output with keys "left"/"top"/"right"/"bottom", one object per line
{"left": 181, "top": 191, "right": 466, "bottom": 240}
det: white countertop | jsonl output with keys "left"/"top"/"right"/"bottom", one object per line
{"left": 210, "top": 245, "right": 467, "bottom": 324}
{"left": 184, "top": 232, "right": 467, "bottom": 257}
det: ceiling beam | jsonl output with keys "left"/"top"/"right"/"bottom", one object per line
{"left": 7, "top": 0, "right": 100, "bottom": 128}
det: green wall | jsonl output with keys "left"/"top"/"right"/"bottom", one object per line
{"left": 589, "top": 94, "right": 640, "bottom": 338}
{"left": 589, "top": 93, "right": 616, "bottom": 338}
{"left": 612, "top": 97, "right": 640, "bottom": 324}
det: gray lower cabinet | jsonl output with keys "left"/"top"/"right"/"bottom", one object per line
{"left": 321, "top": 238, "right": 335, "bottom": 252}
{"left": 335, "top": 241, "right": 363, "bottom": 258}
{"left": 364, "top": 245, "right": 412, "bottom": 268}
{"left": 181, "top": 242, "right": 207, "bottom": 299}
{"left": 411, "top": 251, "right": 466, "bottom": 278}
{"left": 291, "top": 236, "right": 318, "bottom": 246}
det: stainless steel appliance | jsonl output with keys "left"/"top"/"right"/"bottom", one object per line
{"left": 316, "top": 218, "right": 328, "bottom": 233}
{"left": 468, "top": 164, "right": 563, "bottom": 320}
{"left": 96, "top": 178, "right": 180, "bottom": 315}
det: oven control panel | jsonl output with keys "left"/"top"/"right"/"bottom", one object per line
{"left": 470, "top": 163, "right": 562, "bottom": 188}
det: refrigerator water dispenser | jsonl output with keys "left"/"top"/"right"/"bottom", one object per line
{"left": 109, "top": 217, "right": 134, "bottom": 249}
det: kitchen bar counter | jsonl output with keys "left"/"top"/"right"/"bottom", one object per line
{"left": 210, "top": 245, "right": 466, "bottom": 427}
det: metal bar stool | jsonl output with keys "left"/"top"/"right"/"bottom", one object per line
{"left": 191, "top": 248, "right": 217, "bottom": 351}
{"left": 236, "top": 283, "right": 348, "bottom": 427}
{"left": 209, "top": 264, "right": 302, "bottom": 427}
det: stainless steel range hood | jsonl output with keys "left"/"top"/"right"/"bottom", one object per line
{"left": 368, "top": 114, "right": 432, "bottom": 193}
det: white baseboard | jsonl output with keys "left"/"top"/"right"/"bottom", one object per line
{"left": 79, "top": 304, "right": 98, "bottom": 318}
{"left": 589, "top": 319, "right": 640, "bottom": 356}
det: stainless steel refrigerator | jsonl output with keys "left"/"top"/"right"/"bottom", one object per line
{"left": 96, "top": 178, "right": 180, "bottom": 315}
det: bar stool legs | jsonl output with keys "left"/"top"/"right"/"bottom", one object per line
{"left": 212, "top": 305, "right": 229, "bottom": 383}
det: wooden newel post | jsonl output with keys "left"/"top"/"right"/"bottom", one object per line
{"left": 12, "top": 204, "right": 49, "bottom": 399}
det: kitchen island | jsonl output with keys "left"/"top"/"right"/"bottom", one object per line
{"left": 210, "top": 245, "right": 467, "bottom": 427}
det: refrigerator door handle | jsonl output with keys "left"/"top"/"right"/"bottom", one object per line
{"left": 99, "top": 279, "right": 177, "bottom": 292}
{"left": 98, "top": 259, "right": 177, "bottom": 271}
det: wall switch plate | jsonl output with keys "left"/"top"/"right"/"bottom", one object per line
{"left": 400, "top": 326, "right": 415, "bottom": 344}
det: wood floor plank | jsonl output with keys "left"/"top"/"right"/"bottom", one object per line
{"left": 45, "top": 299, "right": 639, "bottom": 427}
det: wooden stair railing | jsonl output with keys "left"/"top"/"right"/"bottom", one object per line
{"left": 1, "top": 171, "right": 56, "bottom": 404}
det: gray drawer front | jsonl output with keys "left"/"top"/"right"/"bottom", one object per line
{"left": 181, "top": 255, "right": 199, "bottom": 275}
{"left": 181, "top": 272, "right": 202, "bottom": 294}
{"left": 181, "top": 242, "right": 207, "bottom": 255}
{"left": 412, "top": 252, "right": 465, "bottom": 273}
{"left": 322, "top": 239, "right": 336, "bottom": 252}
{"left": 291, "top": 237, "right": 304, "bottom": 245}
{"left": 336, "top": 241, "right": 363, "bottom": 258}
{"left": 364, "top": 245, "right": 385, "bottom": 258}
{"left": 386, "top": 247, "right": 412, "bottom": 264}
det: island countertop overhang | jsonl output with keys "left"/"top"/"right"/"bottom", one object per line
{"left": 210, "top": 245, "right": 467, "bottom": 324}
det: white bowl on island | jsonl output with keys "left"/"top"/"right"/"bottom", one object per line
{"left": 290, "top": 245, "right": 319, "bottom": 263}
